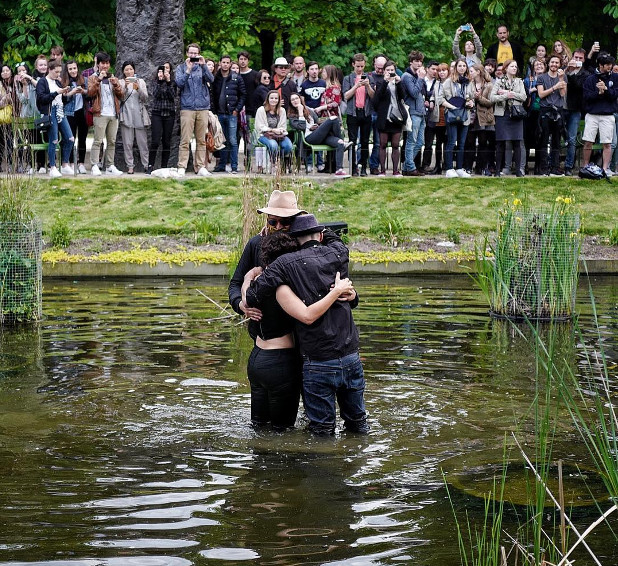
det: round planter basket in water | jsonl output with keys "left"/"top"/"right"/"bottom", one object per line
{"left": 0, "top": 220, "right": 42, "bottom": 324}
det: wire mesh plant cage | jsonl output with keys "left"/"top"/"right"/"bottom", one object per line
{"left": 0, "top": 220, "right": 43, "bottom": 324}
{"left": 477, "top": 202, "right": 581, "bottom": 321}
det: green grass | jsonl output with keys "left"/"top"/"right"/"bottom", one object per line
{"left": 28, "top": 176, "right": 618, "bottom": 243}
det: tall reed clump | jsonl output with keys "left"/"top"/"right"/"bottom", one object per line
{"left": 474, "top": 197, "right": 582, "bottom": 320}
{"left": 0, "top": 174, "right": 42, "bottom": 323}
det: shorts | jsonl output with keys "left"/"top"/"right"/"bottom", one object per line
{"left": 583, "top": 114, "right": 615, "bottom": 145}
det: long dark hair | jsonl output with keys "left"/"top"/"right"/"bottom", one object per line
{"left": 287, "top": 93, "right": 310, "bottom": 119}
{"left": 62, "top": 60, "right": 85, "bottom": 87}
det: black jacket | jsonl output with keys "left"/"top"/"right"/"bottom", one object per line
{"left": 565, "top": 68, "right": 591, "bottom": 112}
{"left": 246, "top": 230, "right": 359, "bottom": 360}
{"left": 486, "top": 40, "right": 525, "bottom": 76}
{"left": 35, "top": 77, "right": 68, "bottom": 114}
{"left": 212, "top": 71, "right": 246, "bottom": 115}
{"left": 374, "top": 79, "right": 407, "bottom": 132}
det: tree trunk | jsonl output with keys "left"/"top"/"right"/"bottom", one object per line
{"left": 259, "top": 29, "right": 276, "bottom": 70}
{"left": 115, "top": 0, "right": 185, "bottom": 170}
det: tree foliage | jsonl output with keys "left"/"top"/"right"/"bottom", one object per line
{"left": 0, "top": 0, "right": 116, "bottom": 66}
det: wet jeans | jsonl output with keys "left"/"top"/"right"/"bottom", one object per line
{"left": 302, "top": 352, "right": 368, "bottom": 435}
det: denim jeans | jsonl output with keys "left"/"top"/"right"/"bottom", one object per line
{"left": 302, "top": 351, "right": 368, "bottom": 435}
{"left": 258, "top": 136, "right": 293, "bottom": 162}
{"left": 444, "top": 123, "right": 469, "bottom": 170}
{"left": 369, "top": 115, "right": 380, "bottom": 170}
{"left": 403, "top": 114, "right": 425, "bottom": 172}
{"left": 218, "top": 114, "right": 239, "bottom": 170}
{"left": 48, "top": 106, "right": 74, "bottom": 167}
{"left": 564, "top": 110, "right": 581, "bottom": 170}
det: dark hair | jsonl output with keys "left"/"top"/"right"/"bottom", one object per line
{"left": 260, "top": 232, "right": 299, "bottom": 266}
{"left": 122, "top": 61, "right": 136, "bottom": 75}
{"left": 287, "top": 92, "right": 310, "bottom": 119}
{"left": 574, "top": 48, "right": 587, "bottom": 56}
{"left": 597, "top": 51, "right": 616, "bottom": 67}
{"left": 15, "top": 61, "right": 30, "bottom": 74}
{"left": 408, "top": 50, "right": 424, "bottom": 63}
{"left": 50, "top": 45, "right": 64, "bottom": 57}
{"left": 220, "top": 54, "right": 231, "bottom": 62}
{"left": 47, "top": 59, "right": 62, "bottom": 72}
{"left": 352, "top": 53, "right": 366, "bottom": 63}
{"left": 96, "top": 52, "right": 111, "bottom": 64}
{"left": 307, "top": 60, "right": 319, "bottom": 70}
{"left": 238, "top": 50, "right": 250, "bottom": 59}
{"left": 484, "top": 58, "right": 497, "bottom": 68}
{"left": 1, "top": 64, "right": 13, "bottom": 86}
{"left": 426, "top": 60, "right": 439, "bottom": 68}
{"left": 62, "top": 59, "right": 85, "bottom": 87}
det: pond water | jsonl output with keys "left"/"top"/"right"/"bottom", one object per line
{"left": 1, "top": 275, "right": 617, "bottom": 565}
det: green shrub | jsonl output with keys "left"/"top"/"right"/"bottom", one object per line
{"left": 183, "top": 215, "right": 222, "bottom": 244}
{"left": 608, "top": 226, "right": 618, "bottom": 246}
{"left": 49, "top": 216, "right": 72, "bottom": 249}
{"left": 369, "top": 209, "right": 408, "bottom": 247}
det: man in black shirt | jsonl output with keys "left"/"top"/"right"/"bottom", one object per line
{"left": 246, "top": 214, "right": 368, "bottom": 436}
{"left": 228, "top": 190, "right": 305, "bottom": 330}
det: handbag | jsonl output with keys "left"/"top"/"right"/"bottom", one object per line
{"left": 0, "top": 104, "right": 12, "bottom": 125}
{"left": 263, "top": 131, "right": 286, "bottom": 141}
{"left": 34, "top": 115, "right": 51, "bottom": 132}
{"left": 508, "top": 103, "right": 527, "bottom": 120}
{"left": 445, "top": 107, "right": 468, "bottom": 124}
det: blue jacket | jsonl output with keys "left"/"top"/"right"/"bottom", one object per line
{"left": 583, "top": 71, "right": 618, "bottom": 115}
{"left": 175, "top": 63, "right": 214, "bottom": 111}
{"left": 401, "top": 67, "right": 426, "bottom": 117}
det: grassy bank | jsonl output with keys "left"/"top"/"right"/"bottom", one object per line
{"left": 29, "top": 175, "right": 617, "bottom": 247}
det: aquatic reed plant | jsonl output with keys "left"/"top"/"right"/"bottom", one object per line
{"left": 0, "top": 174, "right": 41, "bottom": 323}
{"left": 474, "top": 197, "right": 582, "bottom": 320}
{"left": 444, "top": 445, "right": 508, "bottom": 566}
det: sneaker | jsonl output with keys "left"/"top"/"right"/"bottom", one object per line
{"left": 231, "top": 169, "right": 238, "bottom": 174}
{"left": 197, "top": 167, "right": 212, "bottom": 177}
{"left": 377, "top": 172, "right": 386, "bottom": 177}
{"left": 370, "top": 168, "right": 379, "bottom": 175}
{"left": 306, "top": 165, "right": 313, "bottom": 174}
{"left": 604, "top": 169, "right": 614, "bottom": 178}
{"left": 27, "top": 167, "right": 34, "bottom": 176}
{"left": 177, "top": 167, "right": 186, "bottom": 177}
{"left": 78, "top": 164, "right": 87, "bottom": 174}
{"left": 61, "top": 164, "right": 74, "bottom": 175}
{"left": 91, "top": 164, "right": 102, "bottom": 176}
{"left": 392, "top": 171, "right": 402, "bottom": 177}
{"left": 49, "top": 166, "right": 62, "bottom": 178}
{"left": 564, "top": 168, "right": 573, "bottom": 177}
{"left": 317, "top": 164, "right": 326, "bottom": 173}
{"left": 225, "top": 164, "right": 232, "bottom": 172}
{"left": 343, "top": 141, "right": 354, "bottom": 152}
{"left": 106, "top": 165, "right": 123, "bottom": 176}
{"left": 38, "top": 167, "right": 47, "bottom": 174}
{"left": 334, "top": 168, "right": 349, "bottom": 177}
{"left": 549, "top": 168, "right": 565, "bottom": 177}
{"left": 445, "top": 169, "right": 458, "bottom": 178}
{"left": 456, "top": 169, "right": 471, "bottom": 178}
{"left": 360, "top": 167, "right": 368, "bottom": 177}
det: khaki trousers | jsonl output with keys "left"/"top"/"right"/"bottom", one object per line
{"left": 91, "top": 115, "right": 119, "bottom": 169}
{"left": 178, "top": 110, "right": 209, "bottom": 170}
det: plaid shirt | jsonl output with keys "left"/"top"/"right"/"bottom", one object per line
{"left": 151, "top": 80, "right": 177, "bottom": 117}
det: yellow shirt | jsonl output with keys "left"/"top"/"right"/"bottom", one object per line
{"left": 497, "top": 43, "right": 513, "bottom": 65}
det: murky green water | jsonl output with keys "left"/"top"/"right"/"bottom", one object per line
{"left": 1, "top": 276, "right": 617, "bottom": 565}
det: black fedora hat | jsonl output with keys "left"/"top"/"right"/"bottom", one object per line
{"left": 288, "top": 214, "right": 325, "bottom": 236}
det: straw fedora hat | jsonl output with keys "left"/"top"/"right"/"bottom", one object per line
{"left": 257, "top": 190, "right": 306, "bottom": 217}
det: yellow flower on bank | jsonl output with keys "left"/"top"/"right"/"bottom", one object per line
{"left": 513, "top": 198, "right": 522, "bottom": 206}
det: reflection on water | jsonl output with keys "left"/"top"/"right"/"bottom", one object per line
{"left": 0, "top": 276, "right": 617, "bottom": 565}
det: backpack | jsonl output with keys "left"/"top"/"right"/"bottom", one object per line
{"left": 206, "top": 110, "right": 226, "bottom": 153}
{"left": 578, "top": 162, "right": 610, "bottom": 182}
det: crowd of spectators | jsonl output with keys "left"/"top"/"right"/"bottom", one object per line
{"left": 0, "top": 25, "right": 617, "bottom": 178}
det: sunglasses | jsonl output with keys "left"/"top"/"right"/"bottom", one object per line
{"left": 267, "top": 218, "right": 293, "bottom": 227}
